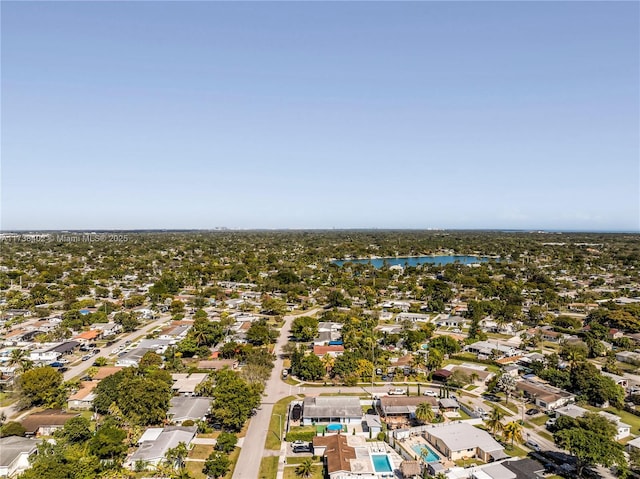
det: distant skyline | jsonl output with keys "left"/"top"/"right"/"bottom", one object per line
{"left": 2, "top": 2, "right": 639, "bottom": 232}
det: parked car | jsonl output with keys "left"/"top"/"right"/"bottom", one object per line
{"left": 525, "top": 440, "right": 541, "bottom": 452}
{"left": 282, "top": 370, "right": 288, "bottom": 378}
{"left": 293, "top": 445, "right": 311, "bottom": 453}
{"left": 388, "top": 388, "right": 406, "bottom": 395}
{"left": 49, "top": 361, "right": 65, "bottom": 368}
{"left": 526, "top": 408, "right": 540, "bottom": 416}
{"left": 483, "top": 394, "right": 500, "bottom": 402}
{"left": 423, "top": 390, "right": 437, "bottom": 397}
{"left": 545, "top": 418, "right": 557, "bottom": 430}
{"left": 81, "top": 355, "right": 91, "bottom": 361}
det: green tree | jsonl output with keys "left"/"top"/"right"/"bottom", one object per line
{"left": 291, "top": 316, "right": 319, "bottom": 342}
{"left": 117, "top": 375, "right": 172, "bottom": 426}
{"left": 55, "top": 416, "right": 92, "bottom": 444}
{"left": 428, "top": 335, "right": 461, "bottom": 355}
{"left": 215, "top": 432, "right": 238, "bottom": 453}
{"left": 0, "top": 421, "right": 26, "bottom": 437}
{"left": 554, "top": 413, "right": 626, "bottom": 478}
{"left": 246, "top": 319, "right": 277, "bottom": 346}
{"left": 89, "top": 424, "right": 127, "bottom": 460}
{"left": 210, "top": 369, "right": 261, "bottom": 431}
{"left": 17, "top": 366, "right": 63, "bottom": 408}
{"left": 203, "top": 450, "right": 230, "bottom": 478}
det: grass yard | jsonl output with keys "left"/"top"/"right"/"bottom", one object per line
{"left": 454, "top": 458, "right": 486, "bottom": 468}
{"left": 504, "top": 444, "right": 528, "bottom": 457}
{"left": 529, "top": 414, "right": 549, "bottom": 427}
{"left": 283, "top": 464, "right": 324, "bottom": 479}
{"left": 259, "top": 456, "right": 279, "bottom": 479}
{"left": 266, "top": 395, "right": 297, "bottom": 450}
{"left": 285, "top": 456, "right": 321, "bottom": 465}
{"left": 189, "top": 444, "right": 214, "bottom": 461}
{"left": 185, "top": 461, "right": 206, "bottom": 479}
{"left": 538, "top": 431, "right": 554, "bottom": 442}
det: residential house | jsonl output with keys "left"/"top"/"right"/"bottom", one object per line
{"left": 92, "top": 322, "right": 122, "bottom": 337}
{"left": 171, "top": 373, "right": 208, "bottom": 396}
{"left": 313, "top": 345, "right": 345, "bottom": 358}
{"left": 515, "top": 379, "right": 574, "bottom": 411}
{"left": 48, "top": 341, "right": 80, "bottom": 357}
{"left": 363, "top": 414, "right": 382, "bottom": 436}
{"left": 168, "top": 396, "right": 212, "bottom": 425}
{"left": 28, "top": 347, "right": 60, "bottom": 364}
{"left": 378, "top": 396, "right": 438, "bottom": 428}
{"left": 21, "top": 410, "right": 79, "bottom": 437}
{"left": 196, "top": 359, "right": 238, "bottom": 371}
{"left": 74, "top": 330, "right": 101, "bottom": 343}
{"left": 0, "top": 436, "right": 39, "bottom": 478}
{"left": 301, "top": 396, "right": 363, "bottom": 426}
{"left": 464, "top": 341, "right": 517, "bottom": 359}
{"left": 312, "top": 434, "right": 395, "bottom": 479}
{"left": 615, "top": 351, "right": 640, "bottom": 365}
{"left": 396, "top": 312, "right": 431, "bottom": 323}
{"left": 554, "top": 405, "right": 631, "bottom": 440}
{"left": 67, "top": 381, "right": 99, "bottom": 410}
{"left": 423, "top": 422, "right": 507, "bottom": 462}
{"left": 126, "top": 425, "right": 197, "bottom": 470}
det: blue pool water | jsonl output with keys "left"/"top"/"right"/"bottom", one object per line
{"left": 332, "top": 255, "right": 491, "bottom": 268}
{"left": 326, "top": 423, "right": 342, "bottom": 432}
{"left": 411, "top": 444, "right": 440, "bottom": 463}
{"left": 371, "top": 454, "right": 393, "bottom": 473}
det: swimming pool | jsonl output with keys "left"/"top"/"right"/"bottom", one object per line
{"left": 411, "top": 443, "right": 440, "bottom": 463}
{"left": 326, "top": 423, "right": 342, "bottom": 432}
{"left": 371, "top": 454, "right": 393, "bottom": 473}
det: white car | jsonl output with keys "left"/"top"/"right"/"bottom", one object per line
{"left": 423, "top": 390, "right": 437, "bottom": 397}
{"left": 388, "top": 388, "right": 406, "bottom": 395}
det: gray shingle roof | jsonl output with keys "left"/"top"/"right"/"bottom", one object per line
{"left": 303, "top": 396, "right": 362, "bottom": 419}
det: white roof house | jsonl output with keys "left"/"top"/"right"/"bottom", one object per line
{"left": 168, "top": 396, "right": 212, "bottom": 424}
{"left": 127, "top": 426, "right": 197, "bottom": 469}
{"left": 170, "top": 373, "right": 208, "bottom": 396}
{"left": 424, "top": 422, "right": 506, "bottom": 463}
{"left": 0, "top": 436, "right": 39, "bottom": 478}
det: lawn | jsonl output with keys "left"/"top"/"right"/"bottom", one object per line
{"left": 285, "top": 456, "right": 321, "bottom": 465}
{"left": 504, "top": 444, "right": 528, "bottom": 457}
{"left": 454, "top": 458, "right": 486, "bottom": 468}
{"left": 529, "top": 414, "right": 549, "bottom": 427}
{"left": 189, "top": 444, "right": 214, "bottom": 461}
{"left": 283, "top": 464, "right": 324, "bottom": 479}
{"left": 266, "top": 395, "right": 297, "bottom": 450}
{"left": 259, "top": 456, "right": 279, "bottom": 479}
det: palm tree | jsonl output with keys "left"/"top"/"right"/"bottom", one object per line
{"left": 165, "top": 441, "right": 189, "bottom": 470}
{"left": 8, "top": 348, "right": 32, "bottom": 373}
{"left": 503, "top": 421, "right": 524, "bottom": 446}
{"left": 295, "top": 458, "right": 314, "bottom": 478}
{"left": 415, "top": 402, "right": 434, "bottom": 424}
{"left": 486, "top": 407, "right": 505, "bottom": 436}
{"left": 322, "top": 354, "right": 335, "bottom": 376}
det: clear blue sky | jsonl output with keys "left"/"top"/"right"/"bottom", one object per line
{"left": 2, "top": 1, "right": 639, "bottom": 231}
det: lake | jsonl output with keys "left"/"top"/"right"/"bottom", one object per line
{"left": 332, "top": 255, "right": 491, "bottom": 268}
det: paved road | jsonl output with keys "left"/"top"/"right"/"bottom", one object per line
{"left": 0, "top": 313, "right": 173, "bottom": 421}
{"left": 232, "top": 308, "right": 322, "bottom": 479}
